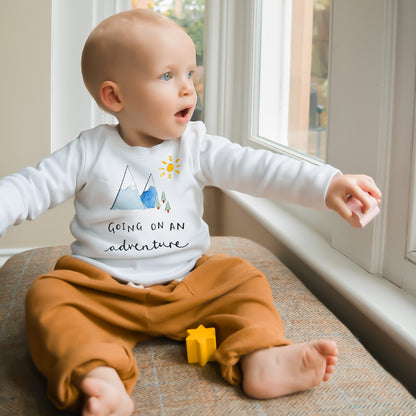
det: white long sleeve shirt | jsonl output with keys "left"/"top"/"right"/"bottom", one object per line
{"left": 0, "top": 122, "right": 339, "bottom": 285}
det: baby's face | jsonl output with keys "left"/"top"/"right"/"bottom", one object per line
{"left": 117, "top": 21, "right": 197, "bottom": 147}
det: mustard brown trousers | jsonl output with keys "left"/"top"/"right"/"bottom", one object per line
{"left": 25, "top": 253, "right": 290, "bottom": 412}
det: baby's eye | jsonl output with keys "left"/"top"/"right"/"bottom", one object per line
{"left": 160, "top": 72, "right": 172, "bottom": 81}
{"left": 186, "top": 71, "right": 193, "bottom": 79}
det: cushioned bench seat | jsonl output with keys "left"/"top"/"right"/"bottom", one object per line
{"left": 0, "top": 237, "right": 414, "bottom": 415}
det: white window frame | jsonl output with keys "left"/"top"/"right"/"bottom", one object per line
{"left": 381, "top": 0, "right": 416, "bottom": 295}
{"left": 51, "top": 0, "right": 129, "bottom": 151}
{"left": 205, "top": 0, "right": 416, "bottom": 298}
{"left": 408, "top": 125, "right": 416, "bottom": 265}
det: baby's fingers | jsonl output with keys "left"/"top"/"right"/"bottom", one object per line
{"left": 329, "top": 195, "right": 353, "bottom": 220}
{"left": 358, "top": 175, "right": 381, "bottom": 199}
{"left": 349, "top": 176, "right": 381, "bottom": 212}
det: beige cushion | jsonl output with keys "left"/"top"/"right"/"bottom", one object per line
{"left": 0, "top": 237, "right": 414, "bottom": 414}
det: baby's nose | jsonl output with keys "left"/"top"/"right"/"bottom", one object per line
{"left": 179, "top": 79, "right": 194, "bottom": 96}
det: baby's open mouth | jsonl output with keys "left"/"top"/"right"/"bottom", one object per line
{"left": 175, "top": 107, "right": 191, "bottom": 118}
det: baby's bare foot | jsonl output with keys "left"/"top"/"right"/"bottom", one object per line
{"left": 79, "top": 366, "right": 134, "bottom": 416}
{"left": 241, "top": 340, "right": 338, "bottom": 399}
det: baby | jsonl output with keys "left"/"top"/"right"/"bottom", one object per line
{"left": 0, "top": 9, "right": 381, "bottom": 416}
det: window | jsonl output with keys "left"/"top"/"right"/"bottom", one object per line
{"left": 256, "top": 0, "right": 330, "bottom": 161}
{"left": 53, "top": 1, "right": 416, "bottom": 296}
{"left": 204, "top": 0, "right": 416, "bottom": 297}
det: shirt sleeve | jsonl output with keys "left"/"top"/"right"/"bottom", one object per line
{"left": 197, "top": 132, "right": 340, "bottom": 210}
{"left": 0, "top": 137, "right": 85, "bottom": 236}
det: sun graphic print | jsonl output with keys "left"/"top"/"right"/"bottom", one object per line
{"left": 160, "top": 156, "right": 181, "bottom": 179}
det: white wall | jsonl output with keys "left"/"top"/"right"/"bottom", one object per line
{"left": 0, "top": 2, "right": 74, "bottom": 250}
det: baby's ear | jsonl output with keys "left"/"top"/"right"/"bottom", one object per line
{"left": 99, "top": 81, "right": 123, "bottom": 113}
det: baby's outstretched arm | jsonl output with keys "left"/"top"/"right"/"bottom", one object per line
{"left": 325, "top": 174, "right": 382, "bottom": 227}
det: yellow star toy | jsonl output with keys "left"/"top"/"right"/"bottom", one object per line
{"left": 186, "top": 325, "right": 217, "bottom": 367}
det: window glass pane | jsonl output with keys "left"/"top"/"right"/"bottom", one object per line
{"left": 131, "top": 0, "right": 205, "bottom": 121}
{"left": 257, "top": 0, "right": 330, "bottom": 161}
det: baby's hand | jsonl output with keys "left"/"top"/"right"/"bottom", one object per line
{"left": 326, "top": 174, "right": 382, "bottom": 228}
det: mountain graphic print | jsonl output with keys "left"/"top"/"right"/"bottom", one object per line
{"left": 111, "top": 165, "right": 165, "bottom": 211}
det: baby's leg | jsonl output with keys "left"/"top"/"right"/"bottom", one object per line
{"left": 25, "top": 256, "right": 143, "bottom": 412}
{"left": 240, "top": 340, "right": 338, "bottom": 399}
{"left": 189, "top": 255, "right": 338, "bottom": 396}
{"left": 74, "top": 366, "right": 134, "bottom": 416}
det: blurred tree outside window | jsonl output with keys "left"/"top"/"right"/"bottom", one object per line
{"left": 309, "top": 0, "right": 330, "bottom": 159}
{"left": 258, "top": 0, "right": 330, "bottom": 161}
{"left": 288, "top": 0, "right": 330, "bottom": 160}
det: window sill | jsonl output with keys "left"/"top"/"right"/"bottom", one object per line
{"left": 224, "top": 190, "right": 416, "bottom": 360}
